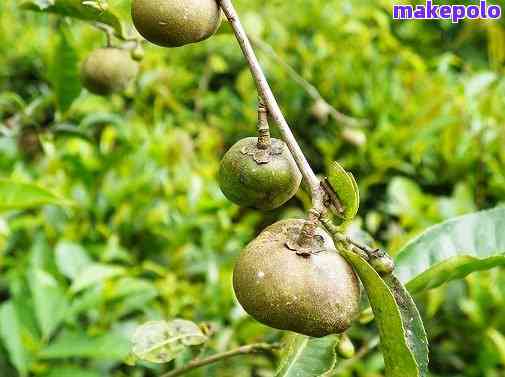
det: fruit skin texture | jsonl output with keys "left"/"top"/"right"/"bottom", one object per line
{"left": 81, "top": 48, "right": 138, "bottom": 95}
{"left": 218, "top": 137, "right": 302, "bottom": 210}
{"left": 132, "top": 0, "right": 221, "bottom": 47}
{"left": 233, "top": 219, "right": 361, "bottom": 337}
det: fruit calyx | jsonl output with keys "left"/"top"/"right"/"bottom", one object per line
{"left": 240, "top": 138, "right": 283, "bottom": 164}
{"left": 285, "top": 209, "right": 325, "bottom": 257}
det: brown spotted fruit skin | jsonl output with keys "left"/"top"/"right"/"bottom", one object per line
{"left": 81, "top": 48, "right": 138, "bottom": 95}
{"left": 218, "top": 137, "right": 302, "bottom": 210}
{"left": 233, "top": 219, "right": 361, "bottom": 337}
{"left": 132, "top": 0, "right": 221, "bottom": 47}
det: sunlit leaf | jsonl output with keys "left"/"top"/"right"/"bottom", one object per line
{"left": 275, "top": 334, "right": 339, "bottom": 377}
{"left": 28, "top": 268, "right": 69, "bottom": 340}
{"left": 0, "top": 179, "right": 70, "bottom": 211}
{"left": 70, "top": 263, "right": 125, "bottom": 293}
{"left": 131, "top": 319, "right": 207, "bottom": 364}
{"left": 55, "top": 241, "right": 92, "bottom": 280}
{"left": 396, "top": 207, "right": 505, "bottom": 293}
{"left": 0, "top": 302, "right": 31, "bottom": 377}
{"left": 327, "top": 161, "right": 359, "bottom": 220}
{"left": 20, "top": 0, "right": 123, "bottom": 36}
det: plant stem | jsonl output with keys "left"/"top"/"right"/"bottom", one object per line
{"left": 159, "top": 343, "right": 279, "bottom": 377}
{"left": 218, "top": 0, "right": 328, "bottom": 212}
{"left": 256, "top": 97, "right": 271, "bottom": 149}
{"left": 250, "top": 36, "right": 369, "bottom": 129}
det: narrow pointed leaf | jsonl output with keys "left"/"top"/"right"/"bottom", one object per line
{"left": 395, "top": 207, "right": 505, "bottom": 293}
{"left": 49, "top": 27, "right": 81, "bottom": 113}
{"left": 0, "top": 179, "right": 70, "bottom": 211}
{"left": 28, "top": 268, "right": 69, "bottom": 340}
{"left": 275, "top": 334, "right": 339, "bottom": 377}
{"left": 0, "top": 302, "right": 31, "bottom": 377}
{"left": 327, "top": 161, "right": 359, "bottom": 220}
{"left": 384, "top": 275, "right": 429, "bottom": 376}
{"left": 341, "top": 248, "right": 421, "bottom": 377}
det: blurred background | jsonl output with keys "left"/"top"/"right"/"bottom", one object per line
{"left": 2, "top": 0, "right": 505, "bottom": 376}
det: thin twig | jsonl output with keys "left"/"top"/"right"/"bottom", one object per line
{"left": 218, "top": 0, "right": 329, "bottom": 212}
{"left": 159, "top": 343, "right": 279, "bottom": 377}
{"left": 251, "top": 37, "right": 369, "bottom": 128}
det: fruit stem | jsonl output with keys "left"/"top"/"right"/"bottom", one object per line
{"left": 218, "top": 0, "right": 332, "bottom": 213}
{"left": 256, "top": 98, "right": 271, "bottom": 150}
{"left": 159, "top": 342, "right": 280, "bottom": 377}
{"left": 296, "top": 208, "right": 320, "bottom": 247}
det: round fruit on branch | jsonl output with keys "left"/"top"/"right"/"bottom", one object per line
{"left": 233, "top": 219, "right": 361, "bottom": 337}
{"left": 81, "top": 48, "right": 139, "bottom": 95}
{"left": 132, "top": 0, "right": 221, "bottom": 47}
{"left": 218, "top": 137, "right": 302, "bottom": 210}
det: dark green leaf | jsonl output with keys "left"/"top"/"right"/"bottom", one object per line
{"left": 44, "top": 365, "right": 102, "bottom": 377}
{"left": 341, "top": 248, "right": 421, "bottom": 377}
{"left": 395, "top": 207, "right": 505, "bottom": 293}
{"left": 275, "top": 334, "right": 339, "bottom": 377}
{"left": 40, "top": 330, "right": 130, "bottom": 360}
{"left": 384, "top": 275, "right": 429, "bottom": 376}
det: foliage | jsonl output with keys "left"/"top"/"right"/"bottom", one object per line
{"left": 2, "top": 0, "right": 505, "bottom": 376}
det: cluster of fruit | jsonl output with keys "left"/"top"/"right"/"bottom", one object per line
{"left": 82, "top": 0, "right": 362, "bottom": 338}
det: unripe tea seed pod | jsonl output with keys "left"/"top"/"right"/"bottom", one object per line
{"left": 132, "top": 0, "right": 221, "bottom": 47}
{"left": 233, "top": 219, "right": 361, "bottom": 337}
{"left": 81, "top": 48, "right": 139, "bottom": 95}
{"left": 218, "top": 137, "right": 302, "bottom": 210}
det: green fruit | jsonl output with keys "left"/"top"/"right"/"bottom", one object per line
{"left": 233, "top": 219, "right": 361, "bottom": 337}
{"left": 132, "top": 0, "right": 221, "bottom": 47}
{"left": 218, "top": 137, "right": 302, "bottom": 210}
{"left": 337, "top": 333, "right": 355, "bottom": 359}
{"left": 131, "top": 45, "right": 145, "bottom": 62}
{"left": 81, "top": 48, "right": 138, "bottom": 95}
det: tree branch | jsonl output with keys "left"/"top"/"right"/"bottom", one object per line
{"left": 218, "top": 0, "right": 329, "bottom": 212}
{"left": 159, "top": 343, "right": 279, "bottom": 377}
{"left": 250, "top": 37, "right": 369, "bottom": 129}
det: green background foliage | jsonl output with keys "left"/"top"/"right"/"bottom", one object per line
{"left": 2, "top": 0, "right": 505, "bottom": 376}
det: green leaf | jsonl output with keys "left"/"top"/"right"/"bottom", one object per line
{"left": 275, "top": 334, "right": 339, "bottom": 377}
{"left": 327, "top": 161, "right": 359, "bottom": 220}
{"left": 0, "top": 302, "right": 31, "bottom": 377}
{"left": 49, "top": 27, "right": 81, "bottom": 113}
{"left": 20, "top": 0, "right": 124, "bottom": 36}
{"left": 44, "top": 365, "right": 102, "bottom": 377}
{"left": 384, "top": 275, "right": 429, "bottom": 376}
{"left": 341, "top": 248, "right": 421, "bottom": 377}
{"left": 395, "top": 207, "right": 505, "bottom": 293}
{"left": 28, "top": 268, "right": 69, "bottom": 340}
{"left": 486, "top": 328, "right": 505, "bottom": 366}
{"left": 0, "top": 179, "right": 70, "bottom": 211}
{"left": 40, "top": 330, "right": 130, "bottom": 360}
{"left": 70, "top": 263, "right": 125, "bottom": 293}
{"left": 55, "top": 241, "right": 92, "bottom": 280}
{"left": 131, "top": 320, "right": 208, "bottom": 364}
